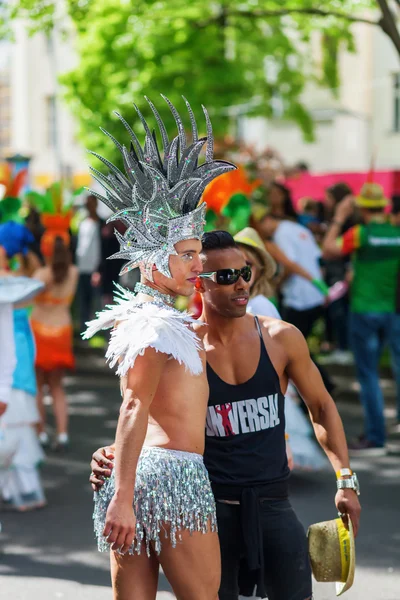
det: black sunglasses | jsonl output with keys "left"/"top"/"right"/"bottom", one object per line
{"left": 199, "top": 265, "right": 252, "bottom": 286}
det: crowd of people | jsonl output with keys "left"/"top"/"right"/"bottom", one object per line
{"left": 0, "top": 186, "right": 108, "bottom": 517}
{"left": 0, "top": 94, "right": 399, "bottom": 598}
{"left": 252, "top": 178, "right": 400, "bottom": 454}
{"left": 0, "top": 162, "right": 399, "bottom": 505}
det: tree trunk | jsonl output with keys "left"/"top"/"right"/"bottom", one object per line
{"left": 376, "top": 0, "right": 400, "bottom": 58}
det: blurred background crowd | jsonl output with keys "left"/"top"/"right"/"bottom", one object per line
{"left": 1, "top": 149, "right": 399, "bottom": 482}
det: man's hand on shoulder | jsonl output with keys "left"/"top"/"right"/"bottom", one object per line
{"left": 0, "top": 401, "right": 7, "bottom": 416}
{"left": 192, "top": 320, "right": 207, "bottom": 337}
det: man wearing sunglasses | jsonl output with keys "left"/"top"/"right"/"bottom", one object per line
{"left": 90, "top": 230, "right": 361, "bottom": 600}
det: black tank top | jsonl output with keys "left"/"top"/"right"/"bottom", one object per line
{"left": 204, "top": 316, "right": 289, "bottom": 488}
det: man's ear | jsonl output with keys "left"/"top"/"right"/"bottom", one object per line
{"left": 195, "top": 276, "right": 206, "bottom": 294}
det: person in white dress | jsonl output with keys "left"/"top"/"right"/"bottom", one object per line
{"left": 0, "top": 222, "right": 46, "bottom": 511}
{"left": 234, "top": 227, "right": 327, "bottom": 470}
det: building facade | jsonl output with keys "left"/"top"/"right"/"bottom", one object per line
{"left": 1, "top": 18, "right": 400, "bottom": 182}
{"left": 1, "top": 22, "right": 89, "bottom": 189}
{"left": 242, "top": 23, "right": 400, "bottom": 173}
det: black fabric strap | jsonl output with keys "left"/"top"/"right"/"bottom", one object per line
{"left": 254, "top": 315, "right": 262, "bottom": 338}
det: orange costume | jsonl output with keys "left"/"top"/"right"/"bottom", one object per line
{"left": 30, "top": 183, "right": 75, "bottom": 372}
{"left": 31, "top": 293, "right": 75, "bottom": 372}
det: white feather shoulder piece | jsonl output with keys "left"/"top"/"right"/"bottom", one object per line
{"left": 82, "top": 285, "right": 203, "bottom": 377}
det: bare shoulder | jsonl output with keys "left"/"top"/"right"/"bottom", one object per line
{"left": 257, "top": 314, "right": 306, "bottom": 350}
{"left": 123, "top": 345, "right": 169, "bottom": 397}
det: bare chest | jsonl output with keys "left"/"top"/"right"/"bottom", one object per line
{"left": 152, "top": 350, "right": 209, "bottom": 413}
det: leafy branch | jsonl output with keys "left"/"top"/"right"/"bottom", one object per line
{"left": 198, "top": 7, "right": 379, "bottom": 28}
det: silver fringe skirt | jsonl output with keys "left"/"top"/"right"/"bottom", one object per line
{"left": 93, "top": 446, "right": 217, "bottom": 556}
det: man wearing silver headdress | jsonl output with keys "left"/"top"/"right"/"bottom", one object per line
{"left": 83, "top": 96, "right": 235, "bottom": 598}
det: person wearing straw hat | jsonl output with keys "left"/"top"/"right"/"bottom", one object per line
{"left": 323, "top": 182, "right": 400, "bottom": 455}
{"left": 233, "top": 227, "right": 279, "bottom": 317}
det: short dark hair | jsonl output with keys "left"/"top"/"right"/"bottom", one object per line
{"left": 326, "top": 182, "right": 352, "bottom": 205}
{"left": 365, "top": 206, "right": 385, "bottom": 215}
{"left": 271, "top": 182, "right": 297, "bottom": 220}
{"left": 294, "top": 161, "right": 309, "bottom": 172}
{"left": 201, "top": 230, "right": 237, "bottom": 253}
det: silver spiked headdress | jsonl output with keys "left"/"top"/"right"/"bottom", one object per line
{"left": 89, "top": 95, "right": 236, "bottom": 281}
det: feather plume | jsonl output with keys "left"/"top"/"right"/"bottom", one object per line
{"left": 83, "top": 285, "right": 203, "bottom": 377}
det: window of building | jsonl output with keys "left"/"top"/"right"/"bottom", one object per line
{"left": 393, "top": 73, "right": 400, "bottom": 133}
{"left": 46, "top": 95, "right": 57, "bottom": 147}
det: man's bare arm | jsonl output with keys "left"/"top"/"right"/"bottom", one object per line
{"left": 322, "top": 195, "right": 355, "bottom": 259}
{"left": 322, "top": 221, "right": 345, "bottom": 259}
{"left": 265, "top": 240, "right": 314, "bottom": 280}
{"left": 284, "top": 326, "right": 348, "bottom": 470}
{"left": 114, "top": 348, "right": 167, "bottom": 499}
{"left": 282, "top": 325, "right": 361, "bottom": 534}
{"left": 103, "top": 347, "right": 168, "bottom": 553}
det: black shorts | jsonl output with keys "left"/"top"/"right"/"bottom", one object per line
{"left": 216, "top": 497, "right": 312, "bottom": 600}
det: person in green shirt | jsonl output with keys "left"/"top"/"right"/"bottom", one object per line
{"left": 323, "top": 183, "right": 400, "bottom": 454}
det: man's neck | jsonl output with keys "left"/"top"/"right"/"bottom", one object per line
{"left": 139, "top": 277, "right": 176, "bottom": 298}
{"left": 136, "top": 278, "right": 176, "bottom": 306}
{"left": 200, "top": 307, "right": 249, "bottom": 344}
{"left": 363, "top": 212, "right": 386, "bottom": 224}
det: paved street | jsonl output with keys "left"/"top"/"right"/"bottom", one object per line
{"left": 1, "top": 357, "right": 399, "bottom": 600}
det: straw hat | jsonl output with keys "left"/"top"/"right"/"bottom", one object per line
{"left": 234, "top": 227, "right": 276, "bottom": 280}
{"left": 308, "top": 517, "right": 355, "bottom": 596}
{"left": 356, "top": 182, "right": 389, "bottom": 209}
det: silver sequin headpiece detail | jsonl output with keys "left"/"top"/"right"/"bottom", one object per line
{"left": 89, "top": 95, "right": 236, "bottom": 281}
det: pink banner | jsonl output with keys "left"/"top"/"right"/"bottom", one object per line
{"left": 285, "top": 171, "right": 398, "bottom": 206}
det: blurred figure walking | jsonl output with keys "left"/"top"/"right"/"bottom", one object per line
{"left": 321, "top": 183, "right": 356, "bottom": 363}
{"left": 31, "top": 233, "right": 78, "bottom": 451}
{"left": 323, "top": 183, "right": 400, "bottom": 454}
{"left": 76, "top": 195, "right": 102, "bottom": 331}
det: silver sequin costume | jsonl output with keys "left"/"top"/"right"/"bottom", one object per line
{"left": 94, "top": 447, "right": 217, "bottom": 556}
{"left": 89, "top": 95, "right": 236, "bottom": 281}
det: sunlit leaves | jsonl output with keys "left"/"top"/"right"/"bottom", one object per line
{"left": 0, "top": 0, "right": 379, "bottom": 165}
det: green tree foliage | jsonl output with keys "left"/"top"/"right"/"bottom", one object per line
{"left": 0, "top": 1, "right": 388, "bottom": 168}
